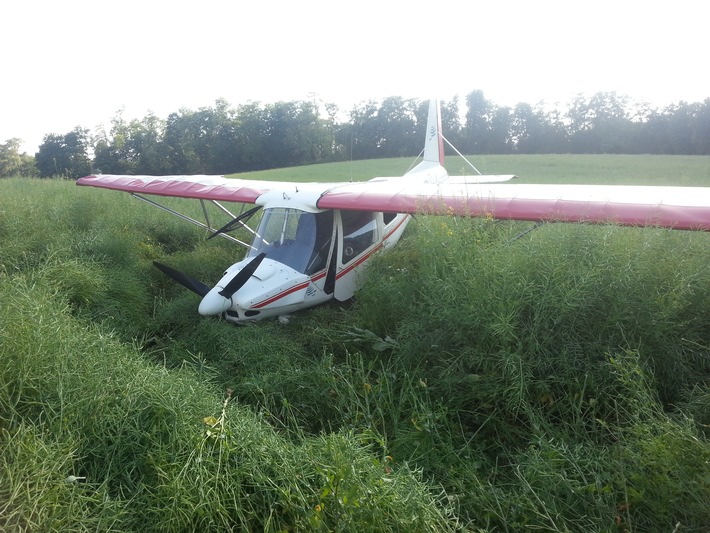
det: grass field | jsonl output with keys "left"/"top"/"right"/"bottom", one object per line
{"left": 233, "top": 154, "right": 710, "bottom": 186}
{"left": 2, "top": 154, "right": 710, "bottom": 531}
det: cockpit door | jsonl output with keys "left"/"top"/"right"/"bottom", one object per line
{"left": 333, "top": 210, "right": 381, "bottom": 301}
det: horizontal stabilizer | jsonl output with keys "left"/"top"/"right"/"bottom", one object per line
{"left": 445, "top": 175, "right": 518, "bottom": 184}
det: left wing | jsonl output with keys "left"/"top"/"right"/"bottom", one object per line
{"left": 76, "top": 174, "right": 301, "bottom": 203}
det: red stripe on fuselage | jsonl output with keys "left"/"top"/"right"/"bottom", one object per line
{"left": 336, "top": 243, "right": 384, "bottom": 279}
{"left": 384, "top": 214, "right": 410, "bottom": 240}
{"left": 253, "top": 281, "right": 310, "bottom": 308}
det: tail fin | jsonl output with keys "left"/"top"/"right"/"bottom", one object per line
{"left": 422, "top": 99, "right": 445, "bottom": 166}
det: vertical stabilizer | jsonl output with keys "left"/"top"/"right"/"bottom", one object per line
{"left": 422, "top": 99, "right": 445, "bottom": 166}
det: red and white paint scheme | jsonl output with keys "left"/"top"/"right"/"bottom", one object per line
{"left": 77, "top": 100, "right": 710, "bottom": 324}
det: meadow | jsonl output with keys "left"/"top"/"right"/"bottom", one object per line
{"left": 1, "top": 154, "right": 710, "bottom": 532}
{"left": 240, "top": 153, "right": 710, "bottom": 186}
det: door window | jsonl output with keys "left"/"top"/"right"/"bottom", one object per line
{"left": 341, "top": 211, "right": 377, "bottom": 263}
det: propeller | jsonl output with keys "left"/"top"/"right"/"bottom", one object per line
{"left": 198, "top": 252, "right": 267, "bottom": 316}
{"left": 153, "top": 261, "right": 211, "bottom": 297}
{"left": 153, "top": 252, "right": 267, "bottom": 316}
{"left": 218, "top": 252, "right": 266, "bottom": 299}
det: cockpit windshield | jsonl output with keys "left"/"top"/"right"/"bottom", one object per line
{"left": 248, "top": 208, "right": 333, "bottom": 275}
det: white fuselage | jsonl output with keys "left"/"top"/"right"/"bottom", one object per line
{"left": 216, "top": 208, "right": 410, "bottom": 324}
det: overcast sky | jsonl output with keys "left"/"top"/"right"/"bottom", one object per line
{"left": 2, "top": 0, "right": 708, "bottom": 153}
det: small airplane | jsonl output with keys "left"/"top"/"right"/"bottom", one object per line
{"left": 77, "top": 100, "right": 710, "bottom": 324}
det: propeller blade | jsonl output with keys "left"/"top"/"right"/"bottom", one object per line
{"left": 218, "top": 253, "right": 266, "bottom": 299}
{"left": 153, "top": 261, "right": 211, "bottom": 297}
{"left": 207, "top": 205, "right": 262, "bottom": 240}
{"left": 198, "top": 253, "right": 266, "bottom": 316}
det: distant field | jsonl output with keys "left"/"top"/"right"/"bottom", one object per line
{"left": 230, "top": 154, "right": 710, "bottom": 186}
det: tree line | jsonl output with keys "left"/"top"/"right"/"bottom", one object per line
{"left": 1, "top": 91, "right": 709, "bottom": 179}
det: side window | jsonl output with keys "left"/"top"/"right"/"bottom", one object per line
{"left": 341, "top": 211, "right": 377, "bottom": 263}
{"left": 383, "top": 212, "right": 397, "bottom": 225}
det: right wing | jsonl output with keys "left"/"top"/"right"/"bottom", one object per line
{"left": 317, "top": 181, "right": 710, "bottom": 231}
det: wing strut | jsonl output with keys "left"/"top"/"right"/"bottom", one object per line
{"left": 131, "top": 193, "right": 256, "bottom": 249}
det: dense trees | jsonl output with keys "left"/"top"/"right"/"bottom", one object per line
{"left": 34, "top": 127, "right": 92, "bottom": 178}
{"left": 0, "top": 138, "right": 37, "bottom": 177}
{"left": 3, "top": 91, "right": 708, "bottom": 179}
{"left": 90, "top": 99, "right": 334, "bottom": 176}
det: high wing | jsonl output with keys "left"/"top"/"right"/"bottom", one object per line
{"left": 76, "top": 174, "right": 301, "bottom": 204}
{"left": 316, "top": 179, "right": 710, "bottom": 231}
{"left": 77, "top": 99, "right": 710, "bottom": 232}
{"left": 78, "top": 170, "right": 710, "bottom": 231}
{"left": 78, "top": 170, "right": 710, "bottom": 232}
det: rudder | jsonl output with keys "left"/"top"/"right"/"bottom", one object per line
{"left": 422, "top": 99, "right": 445, "bottom": 166}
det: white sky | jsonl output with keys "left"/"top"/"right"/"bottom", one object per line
{"left": 2, "top": 0, "right": 708, "bottom": 153}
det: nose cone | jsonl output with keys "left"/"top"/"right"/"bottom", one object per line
{"left": 198, "top": 288, "right": 232, "bottom": 315}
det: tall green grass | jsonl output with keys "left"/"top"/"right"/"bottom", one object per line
{"left": 1, "top": 179, "right": 454, "bottom": 531}
{"left": 2, "top": 159, "right": 710, "bottom": 531}
{"left": 349, "top": 217, "right": 710, "bottom": 529}
{"left": 1, "top": 246, "right": 453, "bottom": 530}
